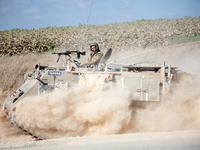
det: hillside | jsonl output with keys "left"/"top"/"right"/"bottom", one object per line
{"left": 0, "top": 17, "right": 200, "bottom": 56}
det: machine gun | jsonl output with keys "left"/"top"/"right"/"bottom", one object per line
{"left": 52, "top": 51, "right": 86, "bottom": 62}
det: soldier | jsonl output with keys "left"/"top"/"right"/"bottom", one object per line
{"left": 80, "top": 42, "right": 103, "bottom": 67}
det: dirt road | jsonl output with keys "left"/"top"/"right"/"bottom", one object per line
{"left": 1, "top": 130, "right": 200, "bottom": 150}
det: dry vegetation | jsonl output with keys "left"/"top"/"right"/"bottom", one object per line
{"left": 0, "top": 17, "right": 200, "bottom": 56}
{"left": 0, "top": 54, "right": 53, "bottom": 106}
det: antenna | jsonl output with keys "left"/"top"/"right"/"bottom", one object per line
{"left": 87, "top": 0, "right": 94, "bottom": 24}
{"left": 81, "top": 0, "right": 94, "bottom": 52}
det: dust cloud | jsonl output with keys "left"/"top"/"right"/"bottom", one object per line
{"left": 12, "top": 77, "right": 200, "bottom": 139}
{"left": 0, "top": 111, "right": 33, "bottom": 143}
{"left": 128, "top": 82, "right": 200, "bottom": 133}
{"left": 14, "top": 84, "right": 132, "bottom": 139}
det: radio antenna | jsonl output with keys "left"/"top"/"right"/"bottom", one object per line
{"left": 81, "top": 0, "right": 94, "bottom": 52}
{"left": 87, "top": 0, "right": 94, "bottom": 24}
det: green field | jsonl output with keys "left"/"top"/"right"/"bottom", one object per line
{"left": 170, "top": 34, "right": 200, "bottom": 45}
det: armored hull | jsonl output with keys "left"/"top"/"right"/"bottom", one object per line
{"left": 2, "top": 49, "right": 188, "bottom": 139}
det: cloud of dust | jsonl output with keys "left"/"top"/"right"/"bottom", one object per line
{"left": 12, "top": 76, "right": 200, "bottom": 139}
{"left": 14, "top": 85, "right": 132, "bottom": 139}
{"left": 0, "top": 116, "right": 20, "bottom": 137}
{"left": 127, "top": 81, "right": 200, "bottom": 133}
{"left": 0, "top": 111, "right": 29, "bottom": 143}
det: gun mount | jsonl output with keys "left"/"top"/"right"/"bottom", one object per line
{"left": 52, "top": 50, "right": 86, "bottom": 62}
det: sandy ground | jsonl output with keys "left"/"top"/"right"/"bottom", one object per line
{"left": 0, "top": 41, "right": 200, "bottom": 149}
{"left": 1, "top": 130, "right": 200, "bottom": 150}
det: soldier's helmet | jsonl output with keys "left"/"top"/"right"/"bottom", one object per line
{"left": 90, "top": 42, "right": 99, "bottom": 51}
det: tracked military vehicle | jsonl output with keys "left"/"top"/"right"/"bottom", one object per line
{"left": 3, "top": 48, "right": 188, "bottom": 139}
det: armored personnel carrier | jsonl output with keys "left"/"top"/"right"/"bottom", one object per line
{"left": 2, "top": 48, "right": 187, "bottom": 138}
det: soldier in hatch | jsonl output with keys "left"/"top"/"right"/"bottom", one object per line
{"left": 80, "top": 42, "right": 103, "bottom": 67}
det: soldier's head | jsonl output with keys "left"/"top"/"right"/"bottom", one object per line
{"left": 90, "top": 42, "right": 99, "bottom": 52}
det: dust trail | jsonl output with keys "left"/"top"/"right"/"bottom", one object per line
{"left": 13, "top": 76, "right": 200, "bottom": 139}
{"left": 0, "top": 92, "right": 24, "bottom": 143}
{"left": 14, "top": 85, "right": 132, "bottom": 139}
{"left": 0, "top": 116, "right": 20, "bottom": 137}
{"left": 127, "top": 80, "right": 200, "bottom": 133}
{"left": 0, "top": 112, "right": 33, "bottom": 143}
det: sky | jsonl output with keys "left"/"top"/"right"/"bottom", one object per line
{"left": 0, "top": 0, "right": 200, "bottom": 31}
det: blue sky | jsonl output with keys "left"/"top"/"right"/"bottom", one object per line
{"left": 0, "top": 0, "right": 200, "bottom": 30}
